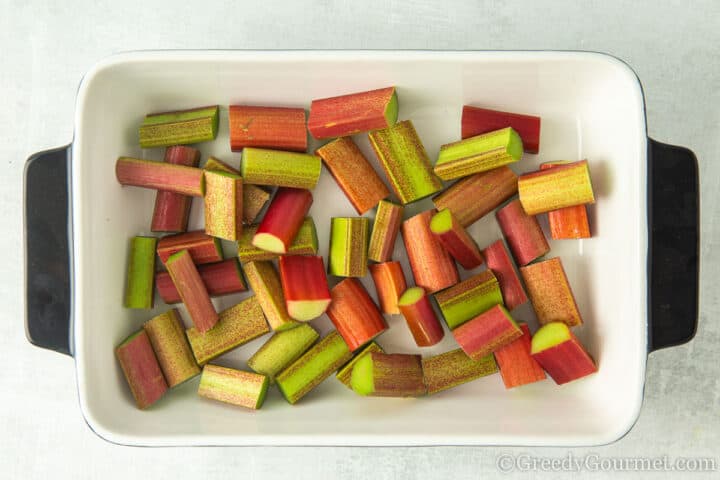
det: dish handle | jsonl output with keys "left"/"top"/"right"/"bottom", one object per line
{"left": 24, "top": 145, "right": 73, "bottom": 356}
{"left": 647, "top": 138, "right": 699, "bottom": 352}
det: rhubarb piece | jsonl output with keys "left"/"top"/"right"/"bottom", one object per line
{"left": 335, "top": 342, "right": 384, "bottom": 388}
{"left": 124, "top": 236, "right": 157, "bottom": 309}
{"left": 422, "top": 349, "right": 498, "bottom": 395}
{"left": 429, "top": 208, "right": 484, "bottom": 270}
{"left": 531, "top": 322, "right": 597, "bottom": 385}
{"left": 462, "top": 105, "right": 542, "bottom": 154}
{"left": 326, "top": 278, "right": 388, "bottom": 351}
{"left": 186, "top": 296, "right": 269, "bottom": 365}
{"left": 434, "top": 127, "right": 523, "bottom": 181}
{"left": 237, "top": 217, "right": 318, "bottom": 262}
{"left": 204, "top": 170, "right": 243, "bottom": 241}
{"left": 369, "top": 261, "right": 407, "bottom": 314}
{"left": 151, "top": 146, "right": 201, "bottom": 232}
{"left": 279, "top": 255, "right": 331, "bottom": 321}
{"left": 165, "top": 250, "right": 218, "bottom": 333}
{"left": 520, "top": 257, "right": 583, "bottom": 326}
{"left": 156, "top": 230, "right": 223, "bottom": 265}
{"left": 252, "top": 188, "right": 313, "bottom": 254}
{"left": 368, "top": 200, "right": 404, "bottom": 263}
{"left": 496, "top": 199, "right": 550, "bottom": 266}
{"left": 397, "top": 287, "right": 445, "bottom": 347}
{"left": 156, "top": 258, "right": 247, "bottom": 304}
{"left": 276, "top": 331, "right": 353, "bottom": 404}
{"left": 247, "top": 324, "right": 319, "bottom": 384}
{"left": 229, "top": 105, "right": 307, "bottom": 152}
{"left": 316, "top": 137, "right": 389, "bottom": 214}
{"left": 494, "top": 323, "right": 546, "bottom": 389}
{"left": 198, "top": 365, "right": 269, "bottom": 409}
{"left": 243, "top": 261, "right": 297, "bottom": 331}
{"left": 115, "top": 330, "right": 167, "bottom": 409}
{"left": 138, "top": 105, "right": 219, "bottom": 148}
{"left": 540, "top": 162, "right": 591, "bottom": 239}
{"left": 401, "top": 210, "right": 459, "bottom": 293}
{"left": 452, "top": 304, "right": 522, "bottom": 360}
{"left": 143, "top": 309, "right": 200, "bottom": 387}
{"left": 369, "top": 120, "right": 443, "bottom": 204}
{"left": 328, "top": 217, "right": 370, "bottom": 277}
{"left": 116, "top": 157, "right": 205, "bottom": 197}
{"left": 350, "top": 352, "right": 426, "bottom": 397}
{"left": 435, "top": 270, "right": 503, "bottom": 329}
{"left": 308, "top": 86, "right": 398, "bottom": 139}
{"left": 518, "top": 160, "right": 595, "bottom": 215}
{"left": 433, "top": 166, "right": 518, "bottom": 227}
{"left": 482, "top": 240, "right": 528, "bottom": 310}
{"left": 241, "top": 147, "right": 321, "bottom": 189}
{"left": 204, "top": 156, "right": 271, "bottom": 224}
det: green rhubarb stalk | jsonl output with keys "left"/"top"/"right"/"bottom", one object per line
{"left": 367, "top": 200, "right": 404, "bottom": 263}
{"left": 237, "top": 217, "right": 318, "bottom": 263}
{"left": 422, "top": 349, "right": 498, "bottom": 395}
{"left": 198, "top": 365, "right": 269, "bottom": 410}
{"left": 139, "top": 105, "right": 219, "bottom": 148}
{"left": 243, "top": 261, "right": 298, "bottom": 331}
{"left": 247, "top": 324, "right": 320, "bottom": 384}
{"left": 434, "top": 270, "right": 503, "bottom": 329}
{"left": 335, "top": 341, "right": 384, "bottom": 388}
{"left": 328, "top": 217, "right": 370, "bottom": 277}
{"left": 143, "top": 309, "right": 200, "bottom": 387}
{"left": 124, "top": 236, "right": 157, "bottom": 309}
{"left": 434, "top": 127, "right": 523, "bottom": 180}
{"left": 204, "top": 170, "right": 243, "bottom": 241}
{"left": 204, "top": 156, "right": 271, "bottom": 224}
{"left": 240, "top": 147, "right": 321, "bottom": 189}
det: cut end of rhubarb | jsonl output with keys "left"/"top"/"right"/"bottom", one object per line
{"left": 531, "top": 322, "right": 571, "bottom": 354}
{"left": 398, "top": 287, "right": 425, "bottom": 307}
{"left": 252, "top": 232, "right": 287, "bottom": 254}
{"left": 384, "top": 90, "right": 399, "bottom": 127}
{"left": 506, "top": 128, "right": 523, "bottom": 161}
{"left": 429, "top": 208, "right": 453, "bottom": 234}
{"left": 287, "top": 299, "right": 332, "bottom": 322}
{"left": 350, "top": 353, "right": 374, "bottom": 396}
{"left": 255, "top": 376, "right": 270, "bottom": 409}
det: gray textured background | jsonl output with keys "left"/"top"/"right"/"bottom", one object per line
{"left": 4, "top": 0, "right": 718, "bottom": 478}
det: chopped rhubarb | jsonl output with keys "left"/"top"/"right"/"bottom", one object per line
{"left": 164, "top": 249, "right": 218, "bottom": 333}
{"left": 429, "top": 208, "right": 484, "bottom": 270}
{"left": 252, "top": 188, "right": 313, "bottom": 254}
{"left": 115, "top": 330, "right": 168, "bottom": 409}
{"left": 369, "top": 261, "right": 407, "bottom": 314}
{"left": 279, "top": 255, "right": 331, "bottom": 321}
{"left": 328, "top": 217, "right": 370, "bottom": 277}
{"left": 434, "top": 270, "right": 503, "bottom": 329}
{"left": 452, "top": 305, "right": 522, "bottom": 360}
{"left": 335, "top": 342, "right": 384, "bottom": 388}
{"left": 198, "top": 365, "right": 269, "bottom": 410}
{"left": 241, "top": 147, "right": 321, "bottom": 189}
{"left": 520, "top": 257, "right": 583, "bottom": 327}
{"left": 124, "top": 236, "right": 157, "bottom": 309}
{"left": 238, "top": 217, "right": 318, "bottom": 262}
{"left": 368, "top": 200, "right": 404, "bottom": 263}
{"left": 156, "top": 230, "right": 223, "bottom": 265}
{"left": 138, "top": 105, "right": 219, "bottom": 148}
{"left": 422, "top": 349, "right": 498, "bottom": 395}
{"left": 151, "top": 146, "right": 201, "bottom": 233}
{"left": 204, "top": 170, "right": 243, "bottom": 241}
{"left": 482, "top": 240, "right": 528, "bottom": 310}
{"left": 540, "top": 162, "right": 591, "bottom": 239}
{"left": 531, "top": 322, "right": 597, "bottom": 385}
{"left": 308, "top": 86, "right": 398, "bottom": 139}
{"left": 203, "top": 156, "right": 271, "bottom": 224}
{"left": 494, "top": 323, "right": 546, "bottom": 389}
{"left": 351, "top": 352, "right": 426, "bottom": 397}
{"left": 155, "top": 258, "right": 246, "bottom": 304}
{"left": 462, "top": 105, "right": 541, "bottom": 154}
{"left": 116, "top": 157, "right": 205, "bottom": 197}
{"left": 247, "top": 324, "right": 319, "bottom": 384}
{"left": 518, "top": 160, "right": 595, "bottom": 215}
{"left": 229, "top": 105, "right": 307, "bottom": 152}
{"left": 243, "top": 261, "right": 297, "bottom": 331}
{"left": 326, "top": 278, "right": 388, "bottom": 351}
{"left": 143, "top": 309, "right": 200, "bottom": 387}
{"left": 397, "top": 287, "right": 445, "bottom": 347}
{"left": 496, "top": 198, "right": 550, "bottom": 266}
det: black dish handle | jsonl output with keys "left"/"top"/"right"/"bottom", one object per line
{"left": 24, "top": 145, "right": 73, "bottom": 356}
{"left": 647, "top": 138, "right": 699, "bottom": 352}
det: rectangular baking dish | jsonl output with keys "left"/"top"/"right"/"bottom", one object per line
{"left": 24, "top": 51, "right": 698, "bottom": 446}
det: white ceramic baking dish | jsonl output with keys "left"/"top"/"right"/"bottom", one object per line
{"left": 23, "top": 51, "right": 698, "bottom": 446}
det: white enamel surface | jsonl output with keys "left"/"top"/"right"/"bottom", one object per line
{"left": 72, "top": 51, "right": 647, "bottom": 446}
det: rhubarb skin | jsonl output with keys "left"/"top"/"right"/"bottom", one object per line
{"left": 434, "top": 270, "right": 503, "bottom": 329}
{"left": 198, "top": 365, "right": 269, "bottom": 410}
{"left": 397, "top": 287, "right": 445, "bottom": 347}
{"left": 252, "top": 188, "right": 313, "bottom": 254}
{"left": 540, "top": 162, "right": 591, "bottom": 239}
{"left": 369, "top": 120, "right": 443, "bottom": 204}
{"left": 351, "top": 352, "right": 426, "bottom": 397}
{"left": 326, "top": 278, "right": 388, "bottom": 351}
{"left": 186, "top": 296, "right": 270, "bottom": 365}
{"left": 452, "top": 304, "right": 522, "bottom": 360}
{"left": 115, "top": 157, "right": 205, "bottom": 197}
{"left": 143, "top": 309, "right": 200, "bottom": 387}
{"left": 368, "top": 261, "right": 407, "bottom": 314}
{"left": 422, "top": 349, "right": 498, "bottom": 395}
{"left": 520, "top": 257, "right": 583, "bottom": 327}
{"left": 241, "top": 147, "right": 321, "bottom": 190}
{"left": 308, "top": 86, "right": 398, "bottom": 139}
{"left": 316, "top": 137, "right": 390, "bottom": 214}
{"left": 433, "top": 166, "right": 518, "bottom": 227}
{"left": 482, "top": 240, "right": 528, "bottom": 310}
{"left": 462, "top": 105, "right": 542, "bottom": 154}
{"left": 401, "top": 210, "right": 459, "bottom": 294}
{"left": 430, "top": 208, "right": 484, "bottom": 270}
{"left": 368, "top": 200, "right": 404, "bottom": 263}
{"left": 139, "top": 105, "right": 219, "bottom": 148}
{"left": 151, "top": 146, "right": 201, "bottom": 233}
{"left": 164, "top": 250, "right": 218, "bottom": 333}
{"left": 156, "top": 258, "right": 247, "bottom": 304}
{"left": 335, "top": 342, "right": 384, "bottom": 388}
{"left": 115, "top": 330, "right": 168, "bottom": 409}
{"left": 204, "top": 156, "right": 271, "bottom": 224}
{"left": 518, "top": 160, "right": 595, "bottom": 215}
{"left": 243, "top": 261, "right": 297, "bottom": 331}
{"left": 328, "top": 217, "right": 370, "bottom": 277}
{"left": 279, "top": 255, "right": 331, "bottom": 321}
{"left": 204, "top": 170, "right": 243, "bottom": 241}
{"left": 496, "top": 198, "right": 550, "bottom": 266}
{"left": 157, "top": 230, "right": 223, "bottom": 265}
{"left": 531, "top": 322, "right": 597, "bottom": 385}
{"left": 494, "top": 323, "right": 546, "bottom": 389}
{"left": 229, "top": 105, "right": 307, "bottom": 152}
{"left": 124, "top": 236, "right": 157, "bottom": 309}
{"left": 238, "top": 217, "right": 318, "bottom": 263}
{"left": 248, "top": 324, "right": 320, "bottom": 384}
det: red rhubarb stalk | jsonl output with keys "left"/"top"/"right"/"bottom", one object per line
{"left": 279, "top": 255, "right": 331, "bottom": 321}
{"left": 156, "top": 230, "right": 223, "bottom": 265}
{"left": 531, "top": 322, "right": 597, "bottom": 385}
{"left": 368, "top": 261, "right": 407, "bottom": 315}
{"left": 540, "top": 162, "right": 591, "bottom": 239}
{"left": 494, "top": 323, "right": 546, "bottom": 388}
{"left": 429, "top": 208, "right": 484, "bottom": 269}
{"left": 326, "top": 278, "right": 388, "bottom": 351}
{"left": 452, "top": 304, "right": 522, "bottom": 360}
{"left": 496, "top": 198, "right": 550, "bottom": 266}
{"left": 462, "top": 105, "right": 542, "bottom": 154}
{"left": 151, "top": 146, "right": 201, "bottom": 232}
{"left": 164, "top": 249, "right": 218, "bottom": 333}
{"left": 156, "top": 258, "right": 246, "bottom": 304}
{"left": 520, "top": 257, "right": 583, "bottom": 327}
{"left": 482, "top": 240, "right": 528, "bottom": 310}
{"left": 115, "top": 330, "right": 168, "bottom": 409}
{"left": 308, "top": 86, "right": 398, "bottom": 139}
{"left": 397, "top": 287, "right": 445, "bottom": 347}
{"left": 252, "top": 188, "right": 313, "bottom": 254}
{"left": 229, "top": 105, "right": 307, "bottom": 152}
{"left": 115, "top": 157, "right": 205, "bottom": 197}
